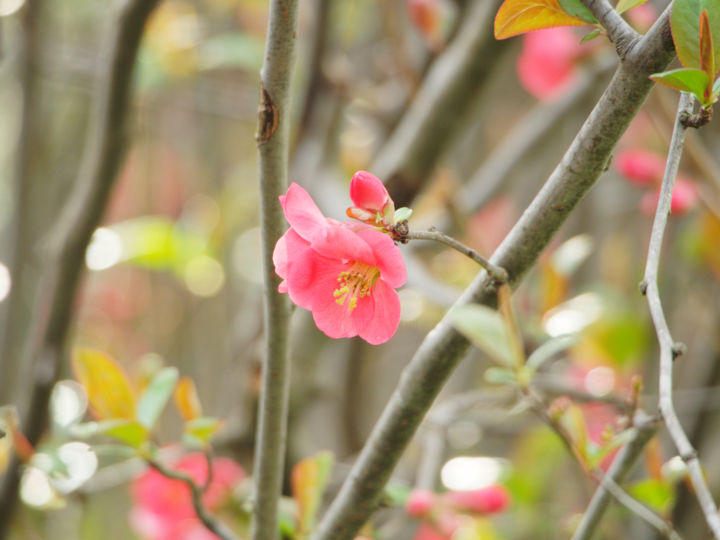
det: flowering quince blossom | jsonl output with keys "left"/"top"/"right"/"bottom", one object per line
{"left": 273, "top": 182, "right": 407, "bottom": 344}
{"left": 130, "top": 452, "right": 244, "bottom": 540}
{"left": 615, "top": 149, "right": 699, "bottom": 216}
{"left": 406, "top": 486, "right": 511, "bottom": 540}
{"left": 516, "top": 27, "right": 584, "bottom": 100}
{"left": 346, "top": 170, "right": 397, "bottom": 229}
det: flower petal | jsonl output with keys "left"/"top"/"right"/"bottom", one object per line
{"left": 273, "top": 228, "right": 308, "bottom": 281}
{"left": 280, "top": 183, "right": 328, "bottom": 241}
{"left": 356, "top": 229, "right": 406, "bottom": 288}
{"left": 311, "top": 224, "right": 376, "bottom": 266}
{"left": 308, "top": 263, "right": 370, "bottom": 339}
{"left": 358, "top": 279, "right": 401, "bottom": 345}
{"left": 350, "top": 171, "right": 390, "bottom": 212}
{"left": 286, "top": 246, "right": 336, "bottom": 311}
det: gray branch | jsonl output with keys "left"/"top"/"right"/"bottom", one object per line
{"left": 373, "top": 0, "right": 508, "bottom": 207}
{"left": 572, "top": 415, "right": 659, "bottom": 540}
{"left": 313, "top": 9, "right": 676, "bottom": 540}
{"left": 580, "top": 0, "right": 639, "bottom": 58}
{"left": 252, "top": 1, "right": 299, "bottom": 539}
{"left": 641, "top": 92, "right": 720, "bottom": 538}
{"left": 148, "top": 460, "right": 239, "bottom": 540}
{"left": 0, "top": 0, "right": 161, "bottom": 534}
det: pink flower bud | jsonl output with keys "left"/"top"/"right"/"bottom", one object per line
{"left": 406, "top": 488, "right": 436, "bottom": 517}
{"left": 445, "top": 485, "right": 510, "bottom": 514}
{"left": 615, "top": 150, "right": 665, "bottom": 187}
{"left": 350, "top": 171, "right": 394, "bottom": 214}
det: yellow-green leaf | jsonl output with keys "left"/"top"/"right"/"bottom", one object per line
{"left": 72, "top": 348, "right": 136, "bottom": 420}
{"left": 495, "top": 0, "right": 587, "bottom": 40}
{"left": 174, "top": 376, "right": 203, "bottom": 421}
{"left": 615, "top": 0, "right": 648, "bottom": 15}
{"left": 184, "top": 416, "right": 224, "bottom": 447}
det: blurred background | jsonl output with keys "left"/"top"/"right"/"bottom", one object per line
{"left": 1, "top": 0, "right": 720, "bottom": 538}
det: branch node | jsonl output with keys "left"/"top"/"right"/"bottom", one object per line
{"left": 681, "top": 449, "right": 699, "bottom": 462}
{"left": 671, "top": 341, "right": 687, "bottom": 360}
{"left": 680, "top": 106, "right": 712, "bottom": 129}
{"left": 256, "top": 84, "right": 279, "bottom": 144}
{"left": 639, "top": 280, "right": 648, "bottom": 295}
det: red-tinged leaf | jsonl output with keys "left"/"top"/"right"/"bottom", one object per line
{"left": 650, "top": 67, "right": 710, "bottom": 103}
{"left": 291, "top": 452, "right": 334, "bottom": 539}
{"left": 699, "top": 9, "right": 715, "bottom": 90}
{"left": 671, "top": 0, "right": 720, "bottom": 72}
{"left": 174, "top": 376, "right": 203, "bottom": 421}
{"left": 494, "top": 0, "right": 587, "bottom": 39}
{"left": 72, "top": 348, "right": 136, "bottom": 420}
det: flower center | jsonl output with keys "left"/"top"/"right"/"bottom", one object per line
{"left": 333, "top": 263, "right": 379, "bottom": 312}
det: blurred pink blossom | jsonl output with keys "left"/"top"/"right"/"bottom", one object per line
{"left": 130, "top": 453, "right": 244, "bottom": 540}
{"left": 639, "top": 178, "right": 698, "bottom": 216}
{"left": 516, "top": 27, "right": 584, "bottom": 100}
{"left": 615, "top": 149, "right": 666, "bottom": 187}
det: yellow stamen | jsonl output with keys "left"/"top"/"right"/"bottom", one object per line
{"left": 333, "top": 263, "right": 379, "bottom": 312}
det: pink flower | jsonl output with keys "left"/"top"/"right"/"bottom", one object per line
{"left": 516, "top": 27, "right": 583, "bottom": 100}
{"left": 346, "top": 171, "right": 395, "bottom": 229}
{"left": 615, "top": 149, "right": 666, "bottom": 187}
{"left": 130, "top": 452, "right": 244, "bottom": 540}
{"left": 406, "top": 489, "right": 437, "bottom": 517}
{"left": 639, "top": 178, "right": 698, "bottom": 216}
{"left": 274, "top": 183, "right": 406, "bottom": 344}
{"left": 445, "top": 486, "right": 510, "bottom": 514}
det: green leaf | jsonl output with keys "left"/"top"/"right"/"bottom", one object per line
{"left": 615, "top": 0, "right": 648, "bottom": 15}
{"left": 526, "top": 335, "right": 578, "bottom": 371}
{"left": 650, "top": 68, "right": 710, "bottom": 103}
{"left": 558, "top": 0, "right": 598, "bottom": 23}
{"left": 184, "top": 416, "right": 224, "bottom": 446}
{"left": 393, "top": 207, "right": 413, "bottom": 222}
{"left": 383, "top": 483, "right": 412, "bottom": 506}
{"left": 100, "top": 216, "right": 211, "bottom": 274}
{"left": 580, "top": 28, "right": 602, "bottom": 43}
{"left": 197, "top": 33, "right": 265, "bottom": 72}
{"left": 137, "top": 367, "right": 179, "bottom": 430}
{"left": 670, "top": 0, "right": 720, "bottom": 72}
{"left": 71, "top": 419, "right": 149, "bottom": 447}
{"left": 629, "top": 479, "right": 675, "bottom": 514}
{"left": 451, "top": 305, "right": 515, "bottom": 366}
{"left": 587, "top": 427, "right": 637, "bottom": 469}
{"left": 484, "top": 367, "right": 518, "bottom": 385}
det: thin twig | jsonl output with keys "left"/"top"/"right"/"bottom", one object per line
{"left": 252, "top": 0, "right": 299, "bottom": 539}
{"left": 313, "top": 11, "right": 676, "bottom": 540}
{"left": 641, "top": 92, "right": 720, "bottom": 539}
{"left": 528, "top": 391, "right": 677, "bottom": 538}
{"left": 580, "top": 0, "right": 639, "bottom": 58}
{"left": 405, "top": 229, "right": 507, "bottom": 283}
{"left": 592, "top": 471, "right": 683, "bottom": 540}
{"left": 571, "top": 413, "right": 660, "bottom": 539}
{"left": 148, "top": 460, "right": 239, "bottom": 540}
